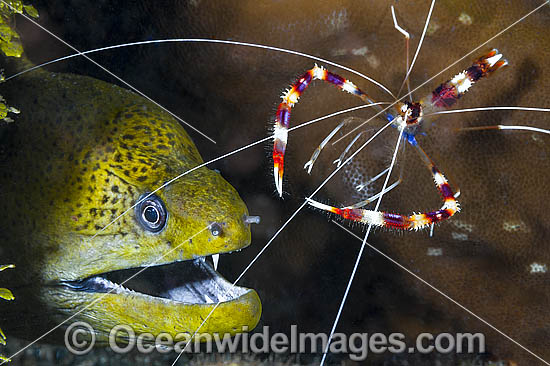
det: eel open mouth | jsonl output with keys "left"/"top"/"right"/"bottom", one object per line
{"left": 62, "top": 256, "right": 250, "bottom": 305}
{"left": 51, "top": 216, "right": 262, "bottom": 338}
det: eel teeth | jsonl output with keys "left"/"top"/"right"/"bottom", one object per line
{"left": 212, "top": 254, "right": 220, "bottom": 271}
{"left": 204, "top": 294, "right": 214, "bottom": 304}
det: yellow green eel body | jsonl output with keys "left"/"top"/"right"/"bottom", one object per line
{"left": 0, "top": 59, "right": 261, "bottom": 345}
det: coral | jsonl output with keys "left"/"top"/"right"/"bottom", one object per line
{"left": 0, "top": 1, "right": 38, "bottom": 57}
{"left": 0, "top": 264, "right": 14, "bottom": 362}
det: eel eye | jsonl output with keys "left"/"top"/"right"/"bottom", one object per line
{"left": 135, "top": 193, "right": 167, "bottom": 233}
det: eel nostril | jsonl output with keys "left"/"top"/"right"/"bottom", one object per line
{"left": 243, "top": 215, "right": 261, "bottom": 225}
{"left": 210, "top": 222, "right": 223, "bottom": 236}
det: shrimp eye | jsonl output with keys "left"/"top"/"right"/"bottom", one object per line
{"left": 136, "top": 193, "right": 167, "bottom": 233}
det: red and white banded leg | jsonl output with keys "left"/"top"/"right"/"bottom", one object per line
{"left": 421, "top": 49, "right": 508, "bottom": 114}
{"left": 307, "top": 144, "right": 460, "bottom": 231}
{"left": 273, "top": 65, "right": 382, "bottom": 197}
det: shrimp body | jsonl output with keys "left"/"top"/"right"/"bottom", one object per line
{"left": 273, "top": 49, "right": 507, "bottom": 230}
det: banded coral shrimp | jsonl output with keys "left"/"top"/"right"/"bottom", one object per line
{"left": 4, "top": 0, "right": 550, "bottom": 365}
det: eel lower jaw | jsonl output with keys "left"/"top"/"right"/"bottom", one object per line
{"left": 51, "top": 256, "right": 261, "bottom": 340}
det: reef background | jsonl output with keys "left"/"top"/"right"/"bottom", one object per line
{"left": 6, "top": 0, "right": 550, "bottom": 364}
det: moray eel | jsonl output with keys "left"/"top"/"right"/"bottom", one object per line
{"left": 0, "top": 58, "right": 261, "bottom": 343}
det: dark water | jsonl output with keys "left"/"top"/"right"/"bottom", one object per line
{"left": 5, "top": 0, "right": 550, "bottom": 364}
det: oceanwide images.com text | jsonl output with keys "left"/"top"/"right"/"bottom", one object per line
{"left": 65, "top": 322, "right": 485, "bottom": 361}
